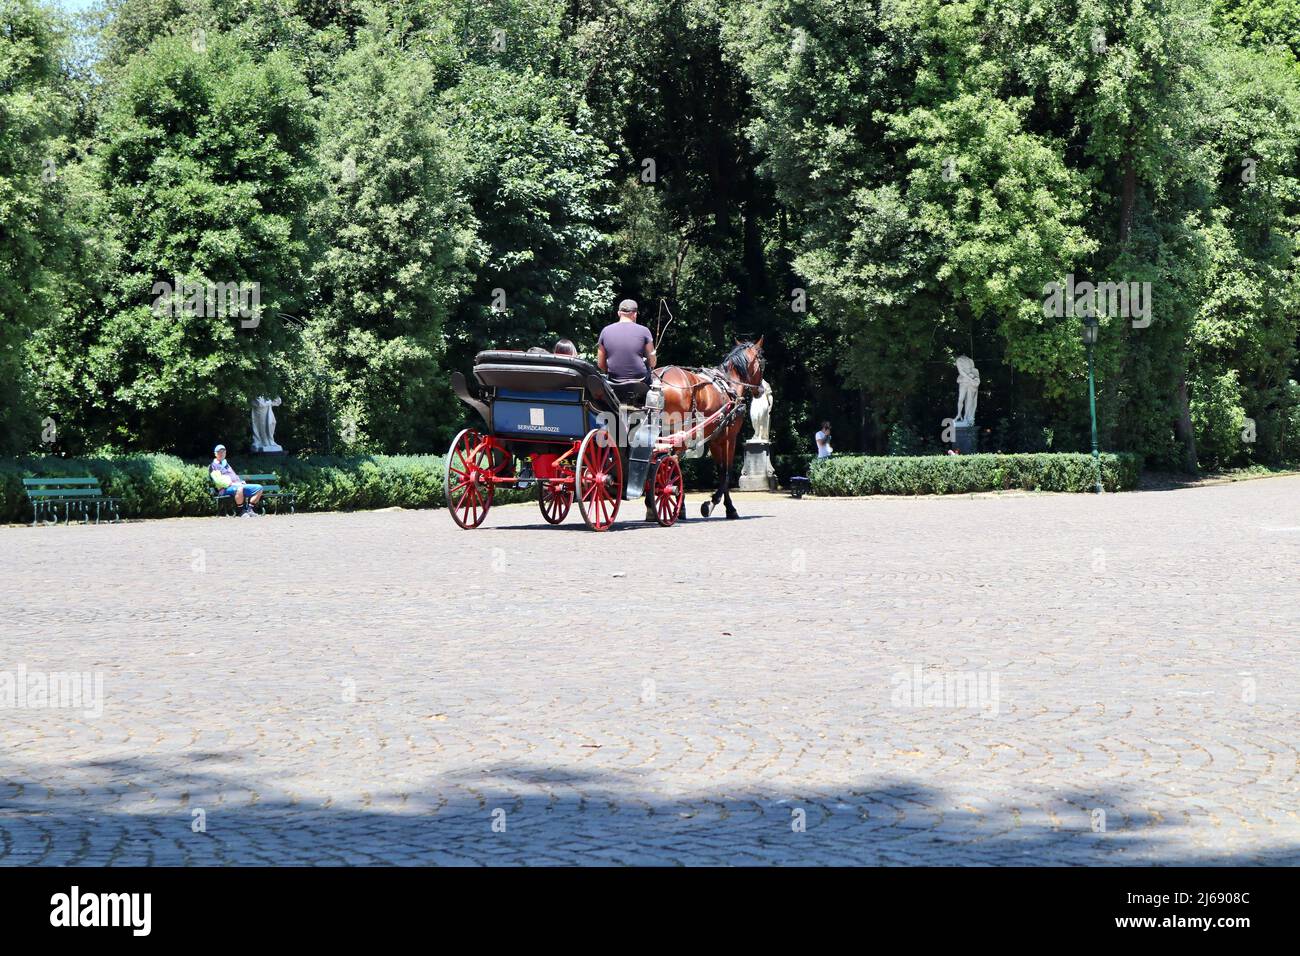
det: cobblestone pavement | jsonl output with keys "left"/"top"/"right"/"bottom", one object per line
{"left": 2, "top": 477, "right": 1299, "bottom": 866}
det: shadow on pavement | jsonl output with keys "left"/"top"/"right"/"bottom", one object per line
{"left": 1, "top": 753, "right": 1295, "bottom": 866}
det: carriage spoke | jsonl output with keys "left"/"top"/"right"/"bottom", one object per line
{"left": 650, "top": 456, "right": 683, "bottom": 526}
{"left": 446, "top": 429, "right": 493, "bottom": 529}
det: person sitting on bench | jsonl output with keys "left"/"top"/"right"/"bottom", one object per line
{"left": 596, "top": 299, "right": 655, "bottom": 403}
{"left": 209, "top": 444, "right": 264, "bottom": 517}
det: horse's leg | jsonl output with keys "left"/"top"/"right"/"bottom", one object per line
{"left": 702, "top": 437, "right": 733, "bottom": 520}
{"left": 701, "top": 437, "right": 725, "bottom": 517}
{"left": 722, "top": 431, "right": 740, "bottom": 519}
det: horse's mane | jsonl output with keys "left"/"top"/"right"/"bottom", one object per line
{"left": 722, "top": 341, "right": 758, "bottom": 381}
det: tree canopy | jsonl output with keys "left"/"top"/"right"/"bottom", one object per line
{"left": 3, "top": 0, "right": 1298, "bottom": 468}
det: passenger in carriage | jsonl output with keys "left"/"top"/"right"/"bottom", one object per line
{"left": 596, "top": 298, "right": 656, "bottom": 403}
{"left": 554, "top": 338, "right": 578, "bottom": 357}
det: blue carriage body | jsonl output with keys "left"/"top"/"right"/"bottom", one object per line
{"left": 491, "top": 388, "right": 592, "bottom": 440}
{"left": 453, "top": 350, "right": 622, "bottom": 445}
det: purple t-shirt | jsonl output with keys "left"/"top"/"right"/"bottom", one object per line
{"left": 598, "top": 321, "right": 653, "bottom": 380}
{"left": 210, "top": 459, "right": 241, "bottom": 487}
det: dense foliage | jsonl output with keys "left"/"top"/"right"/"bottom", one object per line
{"left": 810, "top": 452, "right": 1143, "bottom": 495}
{"left": 3, "top": 0, "right": 1299, "bottom": 472}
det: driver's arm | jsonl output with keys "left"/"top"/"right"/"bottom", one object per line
{"left": 596, "top": 343, "right": 607, "bottom": 372}
{"left": 645, "top": 342, "right": 657, "bottom": 369}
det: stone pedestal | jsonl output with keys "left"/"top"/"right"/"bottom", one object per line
{"left": 738, "top": 440, "right": 777, "bottom": 491}
{"left": 954, "top": 424, "right": 978, "bottom": 455}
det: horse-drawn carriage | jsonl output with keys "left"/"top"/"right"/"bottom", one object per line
{"left": 445, "top": 341, "right": 764, "bottom": 531}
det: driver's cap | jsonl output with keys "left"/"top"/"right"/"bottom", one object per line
{"left": 618, "top": 299, "right": 638, "bottom": 313}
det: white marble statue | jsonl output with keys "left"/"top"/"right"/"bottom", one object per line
{"left": 749, "top": 379, "right": 773, "bottom": 444}
{"left": 251, "top": 396, "right": 283, "bottom": 452}
{"left": 739, "top": 379, "right": 776, "bottom": 490}
{"left": 955, "top": 356, "right": 980, "bottom": 427}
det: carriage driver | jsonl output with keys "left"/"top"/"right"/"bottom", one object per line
{"left": 597, "top": 299, "right": 656, "bottom": 403}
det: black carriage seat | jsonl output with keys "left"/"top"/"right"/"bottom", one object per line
{"left": 472, "top": 350, "right": 622, "bottom": 414}
{"left": 607, "top": 377, "right": 650, "bottom": 405}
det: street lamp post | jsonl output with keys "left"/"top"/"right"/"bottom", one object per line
{"left": 1081, "top": 316, "right": 1102, "bottom": 494}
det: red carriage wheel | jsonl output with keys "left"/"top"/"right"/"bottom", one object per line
{"left": 576, "top": 429, "right": 621, "bottom": 531}
{"left": 445, "top": 428, "right": 494, "bottom": 529}
{"left": 538, "top": 479, "right": 573, "bottom": 524}
{"left": 651, "top": 455, "right": 684, "bottom": 527}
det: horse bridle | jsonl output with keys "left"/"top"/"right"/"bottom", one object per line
{"left": 722, "top": 345, "right": 766, "bottom": 398}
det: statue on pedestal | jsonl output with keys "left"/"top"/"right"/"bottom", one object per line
{"left": 251, "top": 396, "right": 283, "bottom": 453}
{"left": 955, "top": 356, "right": 979, "bottom": 427}
{"left": 739, "top": 379, "right": 777, "bottom": 491}
{"left": 951, "top": 356, "right": 980, "bottom": 454}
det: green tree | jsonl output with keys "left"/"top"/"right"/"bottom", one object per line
{"left": 727, "top": 0, "right": 1095, "bottom": 449}
{"left": 0, "top": 0, "right": 71, "bottom": 453}
{"left": 440, "top": 63, "right": 617, "bottom": 380}
{"left": 299, "top": 20, "right": 473, "bottom": 453}
{"left": 1184, "top": 41, "right": 1300, "bottom": 465}
{"left": 39, "top": 29, "right": 315, "bottom": 454}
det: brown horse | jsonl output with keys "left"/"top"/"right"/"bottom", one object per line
{"left": 654, "top": 337, "right": 765, "bottom": 520}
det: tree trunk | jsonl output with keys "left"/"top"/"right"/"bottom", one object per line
{"left": 1119, "top": 155, "right": 1136, "bottom": 244}
{"left": 859, "top": 387, "right": 867, "bottom": 452}
{"left": 873, "top": 408, "right": 887, "bottom": 455}
{"left": 1104, "top": 144, "right": 1137, "bottom": 448}
{"left": 1174, "top": 374, "right": 1198, "bottom": 473}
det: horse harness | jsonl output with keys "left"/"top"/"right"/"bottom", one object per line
{"left": 652, "top": 364, "right": 753, "bottom": 438}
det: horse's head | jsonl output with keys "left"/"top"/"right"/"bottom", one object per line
{"left": 724, "top": 336, "right": 765, "bottom": 389}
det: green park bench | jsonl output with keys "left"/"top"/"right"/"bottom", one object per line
{"left": 210, "top": 473, "right": 296, "bottom": 516}
{"left": 23, "top": 476, "right": 121, "bottom": 526}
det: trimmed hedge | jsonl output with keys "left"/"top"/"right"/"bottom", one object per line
{"left": 809, "top": 452, "right": 1143, "bottom": 496}
{"left": 0, "top": 454, "right": 472, "bottom": 523}
{"left": 2, "top": 450, "right": 1140, "bottom": 521}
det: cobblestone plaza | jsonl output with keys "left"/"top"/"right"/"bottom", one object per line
{"left": 2, "top": 479, "right": 1298, "bottom": 864}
